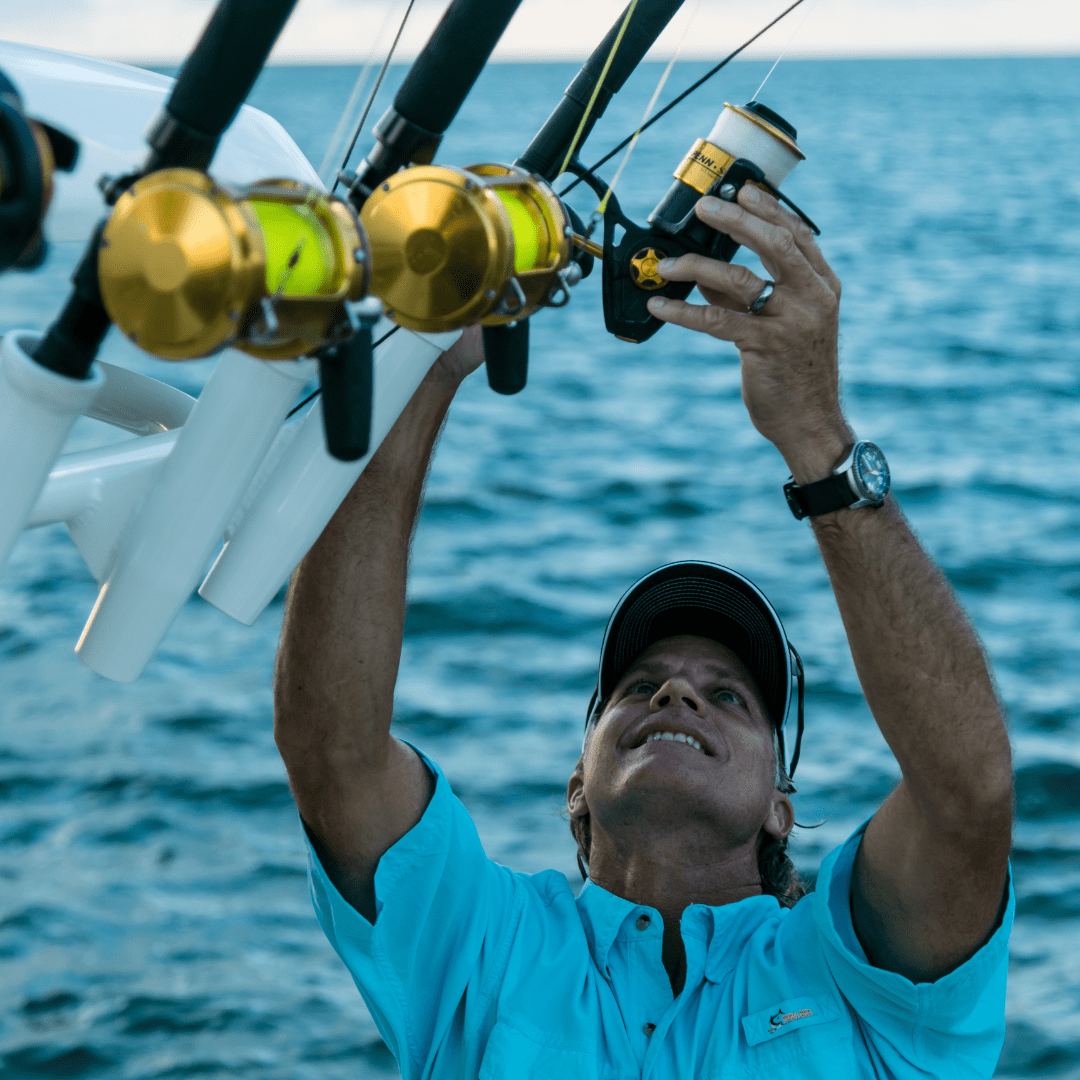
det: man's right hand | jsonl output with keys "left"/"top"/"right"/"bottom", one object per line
{"left": 646, "top": 187, "right": 852, "bottom": 486}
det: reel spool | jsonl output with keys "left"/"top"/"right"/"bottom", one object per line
{"left": 97, "top": 169, "right": 370, "bottom": 361}
{"left": 359, "top": 163, "right": 578, "bottom": 334}
{"left": 0, "top": 68, "right": 78, "bottom": 271}
{"left": 600, "top": 100, "right": 818, "bottom": 344}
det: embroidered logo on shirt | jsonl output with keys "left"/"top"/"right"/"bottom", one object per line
{"left": 767, "top": 1006, "right": 814, "bottom": 1034}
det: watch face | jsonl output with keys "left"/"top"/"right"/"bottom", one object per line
{"left": 852, "top": 442, "right": 890, "bottom": 503}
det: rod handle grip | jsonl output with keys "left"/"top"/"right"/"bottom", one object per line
{"left": 483, "top": 320, "right": 529, "bottom": 395}
{"left": 318, "top": 328, "right": 374, "bottom": 462}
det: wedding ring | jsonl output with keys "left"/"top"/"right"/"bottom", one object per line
{"left": 749, "top": 280, "right": 775, "bottom": 315}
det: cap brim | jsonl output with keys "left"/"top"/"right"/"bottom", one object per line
{"left": 597, "top": 562, "right": 792, "bottom": 730}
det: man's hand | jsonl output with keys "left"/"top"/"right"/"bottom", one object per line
{"left": 645, "top": 186, "right": 1013, "bottom": 983}
{"left": 647, "top": 186, "right": 851, "bottom": 484}
{"left": 431, "top": 324, "right": 486, "bottom": 388}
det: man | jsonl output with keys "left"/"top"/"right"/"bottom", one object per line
{"left": 274, "top": 188, "right": 1014, "bottom": 1077}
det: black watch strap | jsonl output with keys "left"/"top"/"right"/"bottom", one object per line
{"left": 784, "top": 472, "right": 857, "bottom": 520}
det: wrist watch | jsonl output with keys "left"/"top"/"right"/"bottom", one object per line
{"left": 784, "top": 441, "right": 891, "bottom": 520}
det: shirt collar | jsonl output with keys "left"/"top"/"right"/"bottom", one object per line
{"left": 576, "top": 880, "right": 652, "bottom": 972}
{"left": 576, "top": 879, "right": 784, "bottom": 983}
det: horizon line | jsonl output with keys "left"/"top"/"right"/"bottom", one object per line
{"left": 90, "top": 49, "right": 1080, "bottom": 67}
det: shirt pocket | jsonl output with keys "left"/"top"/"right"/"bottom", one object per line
{"left": 733, "top": 995, "right": 849, "bottom": 1074}
{"left": 479, "top": 1020, "right": 599, "bottom": 1080}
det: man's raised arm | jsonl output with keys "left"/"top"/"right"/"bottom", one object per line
{"left": 649, "top": 189, "right": 1013, "bottom": 984}
{"left": 274, "top": 331, "right": 484, "bottom": 923}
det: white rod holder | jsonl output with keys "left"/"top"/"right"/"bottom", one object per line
{"left": 76, "top": 350, "right": 316, "bottom": 682}
{"left": 199, "top": 328, "right": 459, "bottom": 625}
{"left": 0, "top": 331, "right": 105, "bottom": 569}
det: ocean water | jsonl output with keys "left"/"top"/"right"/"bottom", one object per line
{"left": 1, "top": 55, "right": 1080, "bottom": 1078}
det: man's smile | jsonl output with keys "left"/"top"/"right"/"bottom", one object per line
{"left": 644, "top": 730, "right": 706, "bottom": 754}
{"left": 627, "top": 717, "right": 716, "bottom": 756}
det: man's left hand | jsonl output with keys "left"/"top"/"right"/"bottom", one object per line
{"left": 647, "top": 187, "right": 851, "bottom": 484}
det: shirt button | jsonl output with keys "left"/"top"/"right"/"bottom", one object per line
{"left": 635, "top": 914, "right": 651, "bottom": 931}
{"left": 643, "top": 1023, "right": 656, "bottom": 1037}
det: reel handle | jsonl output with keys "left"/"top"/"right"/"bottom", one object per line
{"left": 483, "top": 320, "right": 529, "bottom": 395}
{"left": 317, "top": 305, "right": 382, "bottom": 461}
{"left": 602, "top": 163, "right": 761, "bottom": 344}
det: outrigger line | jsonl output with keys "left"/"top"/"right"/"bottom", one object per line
{"left": 560, "top": 0, "right": 811, "bottom": 199}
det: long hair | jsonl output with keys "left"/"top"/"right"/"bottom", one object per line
{"left": 571, "top": 720, "right": 806, "bottom": 907}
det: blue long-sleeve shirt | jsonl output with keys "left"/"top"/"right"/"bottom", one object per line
{"left": 307, "top": 753, "right": 1013, "bottom": 1079}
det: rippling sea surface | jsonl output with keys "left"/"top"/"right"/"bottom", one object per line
{"left": 1, "top": 55, "right": 1079, "bottom": 1078}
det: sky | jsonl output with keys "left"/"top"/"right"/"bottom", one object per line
{"left": 2, "top": 0, "right": 1078, "bottom": 64}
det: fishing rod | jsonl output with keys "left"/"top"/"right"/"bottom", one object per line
{"left": 0, "top": 0, "right": 533, "bottom": 683}
{"left": 527, "top": 0, "right": 819, "bottom": 345}
{"left": 0, "top": 68, "right": 78, "bottom": 272}
{"left": 0, "top": 0, "right": 819, "bottom": 684}
{"left": 344, "top": 0, "right": 819, "bottom": 387}
{"left": 0, "top": 0, "right": 306, "bottom": 577}
{"left": 336, "top": 0, "right": 688, "bottom": 399}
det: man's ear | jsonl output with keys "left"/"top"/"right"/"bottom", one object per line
{"left": 566, "top": 755, "right": 588, "bottom": 820}
{"left": 763, "top": 791, "right": 795, "bottom": 842}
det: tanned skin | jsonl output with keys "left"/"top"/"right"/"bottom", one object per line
{"left": 275, "top": 187, "right": 1013, "bottom": 993}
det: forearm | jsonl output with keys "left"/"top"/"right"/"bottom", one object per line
{"left": 809, "top": 495, "right": 1012, "bottom": 827}
{"left": 274, "top": 369, "right": 456, "bottom": 784}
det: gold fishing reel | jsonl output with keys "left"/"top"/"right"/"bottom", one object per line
{"left": 97, "top": 168, "right": 370, "bottom": 361}
{"left": 360, "top": 163, "right": 577, "bottom": 334}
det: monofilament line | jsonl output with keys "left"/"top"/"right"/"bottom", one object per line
{"left": 554, "top": 0, "right": 641, "bottom": 182}
{"left": 331, "top": 0, "right": 418, "bottom": 194}
{"left": 752, "top": 0, "right": 819, "bottom": 101}
{"left": 559, "top": 0, "right": 809, "bottom": 199}
{"left": 317, "top": 2, "right": 401, "bottom": 187}
{"left": 593, "top": 0, "right": 703, "bottom": 222}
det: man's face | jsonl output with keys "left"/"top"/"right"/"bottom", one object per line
{"left": 570, "top": 635, "right": 791, "bottom": 853}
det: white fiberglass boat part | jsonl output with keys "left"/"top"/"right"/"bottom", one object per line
{"left": 25, "top": 364, "right": 194, "bottom": 583}
{"left": 75, "top": 352, "right": 317, "bottom": 683}
{"left": 0, "top": 42, "right": 458, "bottom": 681}
{"left": 0, "top": 40, "right": 321, "bottom": 245}
{"left": 0, "top": 332, "right": 105, "bottom": 567}
{"left": 199, "top": 325, "right": 460, "bottom": 625}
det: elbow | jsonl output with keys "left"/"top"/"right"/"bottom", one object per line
{"left": 924, "top": 751, "right": 1015, "bottom": 845}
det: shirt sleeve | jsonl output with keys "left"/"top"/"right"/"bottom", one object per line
{"left": 305, "top": 748, "right": 521, "bottom": 1080}
{"left": 811, "top": 822, "right": 1014, "bottom": 1078}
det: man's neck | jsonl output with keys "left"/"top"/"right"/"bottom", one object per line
{"left": 587, "top": 831, "right": 763, "bottom": 995}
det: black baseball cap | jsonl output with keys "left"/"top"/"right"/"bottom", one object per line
{"left": 587, "top": 561, "right": 805, "bottom": 778}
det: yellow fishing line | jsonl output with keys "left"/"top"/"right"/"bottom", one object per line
{"left": 595, "top": 0, "right": 702, "bottom": 219}
{"left": 250, "top": 200, "right": 335, "bottom": 296}
{"left": 495, "top": 190, "right": 541, "bottom": 273}
{"left": 555, "top": 0, "right": 640, "bottom": 182}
